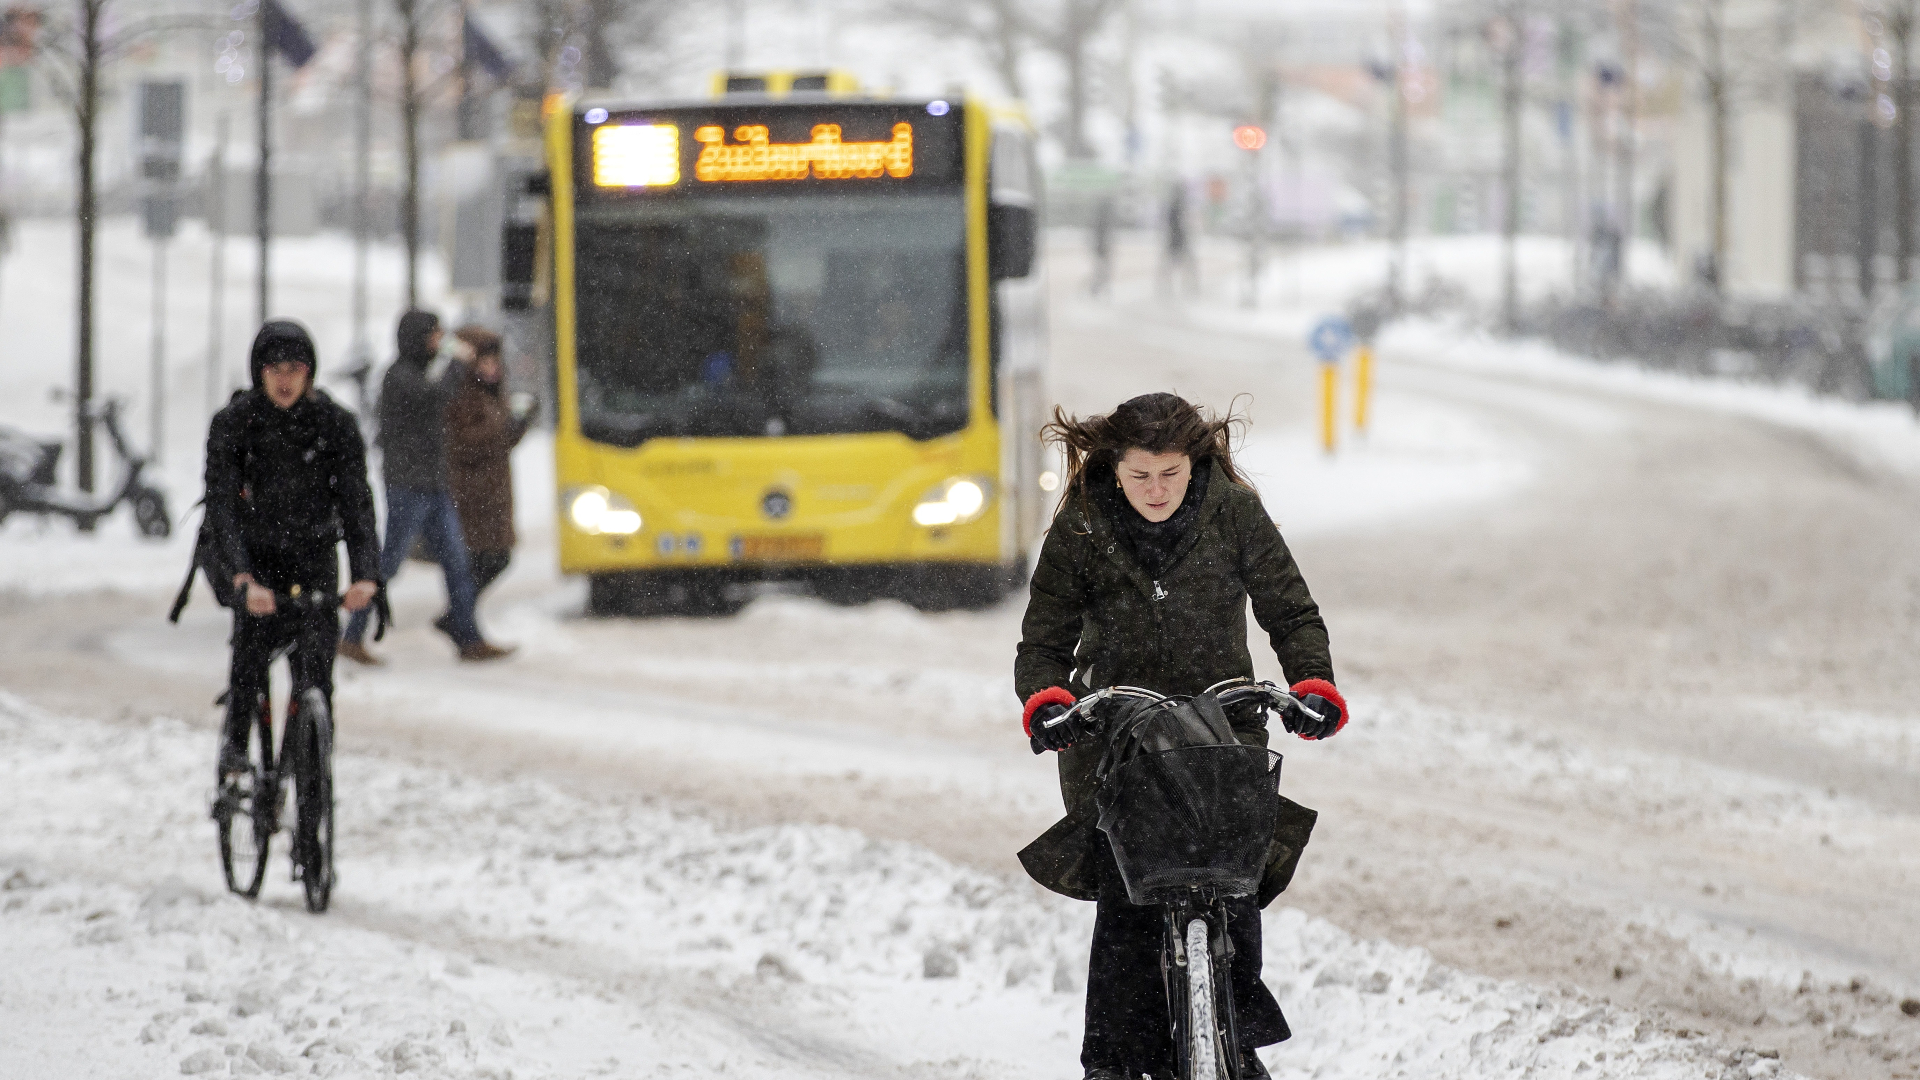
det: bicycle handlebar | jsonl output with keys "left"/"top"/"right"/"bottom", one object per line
{"left": 1032, "top": 678, "right": 1326, "bottom": 752}
{"left": 239, "top": 582, "right": 391, "bottom": 640}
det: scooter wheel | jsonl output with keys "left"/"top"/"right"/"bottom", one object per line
{"left": 133, "top": 490, "right": 171, "bottom": 539}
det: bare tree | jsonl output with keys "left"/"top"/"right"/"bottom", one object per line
{"left": 880, "top": 0, "right": 1029, "bottom": 99}
{"left": 36, "top": 0, "right": 195, "bottom": 492}
{"left": 394, "top": 0, "right": 427, "bottom": 307}
{"left": 1883, "top": 1, "right": 1919, "bottom": 284}
{"left": 1486, "top": 1, "right": 1528, "bottom": 330}
{"left": 880, "top": 0, "right": 1123, "bottom": 159}
{"left": 1648, "top": 0, "right": 1812, "bottom": 292}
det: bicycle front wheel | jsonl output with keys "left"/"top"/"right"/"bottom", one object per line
{"left": 1185, "top": 917, "right": 1228, "bottom": 1080}
{"left": 290, "top": 688, "right": 335, "bottom": 914}
{"left": 213, "top": 703, "right": 274, "bottom": 899}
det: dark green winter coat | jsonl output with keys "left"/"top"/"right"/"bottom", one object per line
{"left": 1015, "top": 458, "right": 1329, "bottom": 904}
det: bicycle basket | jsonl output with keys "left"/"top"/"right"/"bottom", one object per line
{"left": 1094, "top": 707, "right": 1282, "bottom": 906}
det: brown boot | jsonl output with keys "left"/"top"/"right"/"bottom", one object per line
{"left": 458, "top": 641, "right": 515, "bottom": 663}
{"left": 337, "top": 640, "right": 384, "bottom": 666}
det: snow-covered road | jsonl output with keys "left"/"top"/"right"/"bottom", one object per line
{"left": 4, "top": 224, "right": 1919, "bottom": 1079}
{"left": 0, "top": 691, "right": 1784, "bottom": 1080}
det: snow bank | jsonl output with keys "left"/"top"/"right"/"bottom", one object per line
{"left": 1381, "top": 317, "right": 1920, "bottom": 481}
{"left": 0, "top": 692, "right": 1800, "bottom": 1079}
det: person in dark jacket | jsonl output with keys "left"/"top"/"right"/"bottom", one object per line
{"left": 339, "top": 310, "right": 512, "bottom": 663}
{"left": 445, "top": 325, "right": 533, "bottom": 605}
{"left": 1015, "top": 393, "right": 1348, "bottom": 1080}
{"left": 205, "top": 321, "right": 380, "bottom": 782}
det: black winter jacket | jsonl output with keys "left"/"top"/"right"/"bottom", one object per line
{"left": 375, "top": 337, "right": 466, "bottom": 492}
{"left": 204, "top": 388, "right": 379, "bottom": 588}
{"left": 1015, "top": 458, "right": 1333, "bottom": 703}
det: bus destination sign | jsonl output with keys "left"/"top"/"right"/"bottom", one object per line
{"left": 581, "top": 104, "right": 958, "bottom": 195}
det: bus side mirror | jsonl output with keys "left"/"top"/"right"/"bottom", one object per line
{"left": 501, "top": 221, "right": 540, "bottom": 311}
{"left": 989, "top": 203, "right": 1035, "bottom": 280}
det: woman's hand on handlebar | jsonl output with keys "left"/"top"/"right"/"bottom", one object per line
{"left": 1284, "top": 678, "right": 1348, "bottom": 740}
{"left": 342, "top": 580, "right": 378, "bottom": 612}
{"left": 1029, "top": 703, "right": 1082, "bottom": 753}
{"left": 234, "top": 574, "right": 276, "bottom": 616}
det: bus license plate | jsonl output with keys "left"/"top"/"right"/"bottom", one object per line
{"left": 730, "top": 534, "right": 825, "bottom": 562}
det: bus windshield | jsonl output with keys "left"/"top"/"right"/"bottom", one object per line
{"left": 574, "top": 192, "right": 969, "bottom": 445}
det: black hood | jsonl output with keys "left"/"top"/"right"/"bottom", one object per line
{"left": 396, "top": 309, "right": 441, "bottom": 368}
{"left": 249, "top": 320, "right": 318, "bottom": 389}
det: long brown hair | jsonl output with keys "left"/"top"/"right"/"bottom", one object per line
{"left": 1041, "top": 393, "right": 1253, "bottom": 521}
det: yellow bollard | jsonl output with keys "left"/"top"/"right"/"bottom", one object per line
{"left": 1319, "top": 361, "right": 1338, "bottom": 455}
{"left": 1354, "top": 344, "right": 1373, "bottom": 434}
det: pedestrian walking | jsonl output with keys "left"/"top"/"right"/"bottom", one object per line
{"left": 338, "top": 310, "right": 513, "bottom": 665}
{"left": 444, "top": 325, "right": 534, "bottom": 612}
{"left": 1158, "top": 184, "right": 1198, "bottom": 298}
{"left": 1089, "top": 196, "right": 1114, "bottom": 299}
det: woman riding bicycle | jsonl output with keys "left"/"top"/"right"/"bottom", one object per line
{"left": 1015, "top": 393, "right": 1346, "bottom": 1080}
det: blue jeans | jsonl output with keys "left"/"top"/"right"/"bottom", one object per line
{"left": 343, "top": 484, "right": 480, "bottom": 646}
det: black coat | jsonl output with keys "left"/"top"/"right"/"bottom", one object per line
{"left": 1015, "top": 459, "right": 1330, "bottom": 904}
{"left": 203, "top": 388, "right": 379, "bottom": 588}
{"left": 375, "top": 355, "right": 465, "bottom": 492}
{"left": 1016, "top": 459, "right": 1333, "bottom": 703}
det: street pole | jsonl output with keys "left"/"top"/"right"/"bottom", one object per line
{"left": 1617, "top": 0, "right": 1637, "bottom": 290}
{"left": 150, "top": 237, "right": 166, "bottom": 462}
{"left": 207, "top": 113, "right": 228, "bottom": 414}
{"left": 351, "top": 0, "right": 371, "bottom": 374}
{"left": 1387, "top": 4, "right": 1409, "bottom": 310}
{"left": 256, "top": 0, "right": 271, "bottom": 324}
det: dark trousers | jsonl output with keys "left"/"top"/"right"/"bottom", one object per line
{"left": 222, "top": 603, "right": 340, "bottom": 762}
{"left": 1083, "top": 849, "right": 1289, "bottom": 1076}
{"left": 343, "top": 484, "right": 479, "bottom": 646}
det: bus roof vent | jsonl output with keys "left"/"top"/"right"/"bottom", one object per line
{"left": 710, "top": 69, "right": 862, "bottom": 98}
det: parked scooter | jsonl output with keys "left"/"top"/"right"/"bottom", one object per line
{"left": 0, "top": 397, "right": 171, "bottom": 538}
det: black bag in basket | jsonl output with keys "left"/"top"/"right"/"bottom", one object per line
{"left": 1092, "top": 692, "right": 1281, "bottom": 906}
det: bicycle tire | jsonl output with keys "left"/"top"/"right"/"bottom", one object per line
{"left": 1185, "top": 917, "right": 1227, "bottom": 1080}
{"left": 213, "top": 698, "right": 274, "bottom": 899}
{"left": 291, "top": 688, "right": 335, "bottom": 914}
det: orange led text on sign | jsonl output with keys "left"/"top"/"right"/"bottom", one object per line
{"left": 693, "top": 123, "right": 914, "bottom": 182}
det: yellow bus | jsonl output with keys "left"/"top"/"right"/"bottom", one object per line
{"left": 543, "top": 76, "right": 1049, "bottom": 616}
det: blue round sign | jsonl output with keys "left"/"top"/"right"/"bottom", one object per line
{"left": 1309, "top": 316, "right": 1355, "bottom": 362}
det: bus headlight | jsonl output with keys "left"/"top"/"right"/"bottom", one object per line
{"left": 912, "top": 477, "right": 992, "bottom": 527}
{"left": 565, "top": 486, "right": 643, "bottom": 535}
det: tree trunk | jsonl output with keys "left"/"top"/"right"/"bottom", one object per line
{"left": 1500, "top": 5, "right": 1525, "bottom": 332}
{"left": 583, "top": 0, "right": 617, "bottom": 91}
{"left": 398, "top": 0, "right": 420, "bottom": 308}
{"left": 1616, "top": 0, "right": 1638, "bottom": 294}
{"left": 1898, "top": 17, "right": 1914, "bottom": 284}
{"left": 1710, "top": 78, "right": 1728, "bottom": 292}
{"left": 74, "top": 0, "right": 101, "bottom": 494}
{"left": 1062, "top": 28, "right": 1089, "bottom": 159}
{"left": 256, "top": 0, "right": 272, "bottom": 324}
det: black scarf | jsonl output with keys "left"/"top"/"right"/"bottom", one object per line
{"left": 1093, "top": 460, "right": 1211, "bottom": 578}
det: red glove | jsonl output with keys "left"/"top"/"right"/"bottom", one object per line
{"left": 1022, "top": 686, "right": 1076, "bottom": 736}
{"left": 1287, "top": 678, "right": 1347, "bottom": 740}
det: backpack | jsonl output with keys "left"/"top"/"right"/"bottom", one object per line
{"left": 168, "top": 501, "right": 238, "bottom": 622}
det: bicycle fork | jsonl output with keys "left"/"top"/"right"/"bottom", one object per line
{"left": 1165, "top": 899, "right": 1245, "bottom": 1080}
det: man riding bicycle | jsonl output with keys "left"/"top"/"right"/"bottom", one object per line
{"left": 1016, "top": 394, "right": 1348, "bottom": 1080}
{"left": 205, "top": 321, "right": 380, "bottom": 788}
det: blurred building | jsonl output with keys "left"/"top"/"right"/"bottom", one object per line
{"left": 1665, "top": 1, "right": 1881, "bottom": 300}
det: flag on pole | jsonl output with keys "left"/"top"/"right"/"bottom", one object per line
{"left": 262, "top": 0, "right": 316, "bottom": 69}
{"left": 463, "top": 11, "right": 514, "bottom": 82}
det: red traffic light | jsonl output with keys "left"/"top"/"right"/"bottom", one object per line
{"left": 1233, "top": 125, "right": 1267, "bottom": 151}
